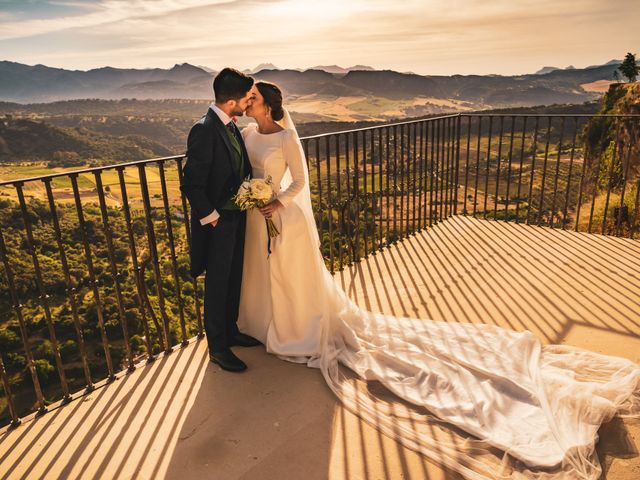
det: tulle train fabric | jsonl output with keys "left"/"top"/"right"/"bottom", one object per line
{"left": 239, "top": 110, "right": 640, "bottom": 479}
{"left": 309, "top": 263, "right": 640, "bottom": 479}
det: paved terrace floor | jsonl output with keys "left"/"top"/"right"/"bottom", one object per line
{"left": 1, "top": 216, "right": 639, "bottom": 480}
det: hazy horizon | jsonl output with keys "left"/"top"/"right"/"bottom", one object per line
{"left": 0, "top": 57, "right": 630, "bottom": 77}
{"left": 0, "top": 0, "right": 638, "bottom": 76}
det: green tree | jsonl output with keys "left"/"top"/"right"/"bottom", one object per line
{"left": 34, "top": 359, "right": 55, "bottom": 384}
{"left": 618, "top": 52, "right": 639, "bottom": 83}
{"left": 0, "top": 328, "right": 20, "bottom": 350}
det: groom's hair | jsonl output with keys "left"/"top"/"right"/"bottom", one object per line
{"left": 213, "top": 68, "right": 254, "bottom": 103}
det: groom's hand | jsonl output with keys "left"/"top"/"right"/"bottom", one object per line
{"left": 199, "top": 210, "right": 220, "bottom": 228}
{"left": 259, "top": 199, "right": 283, "bottom": 219}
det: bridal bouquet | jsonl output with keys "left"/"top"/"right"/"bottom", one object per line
{"left": 234, "top": 176, "right": 280, "bottom": 253}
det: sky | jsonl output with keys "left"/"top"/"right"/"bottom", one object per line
{"left": 0, "top": 0, "right": 638, "bottom": 76}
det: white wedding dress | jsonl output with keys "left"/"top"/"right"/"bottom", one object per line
{"left": 237, "top": 112, "right": 640, "bottom": 480}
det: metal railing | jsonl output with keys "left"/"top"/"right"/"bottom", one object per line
{"left": 0, "top": 113, "right": 638, "bottom": 428}
{"left": 300, "top": 113, "right": 640, "bottom": 274}
{"left": 456, "top": 114, "right": 640, "bottom": 237}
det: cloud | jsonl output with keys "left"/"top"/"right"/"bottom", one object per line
{"left": 0, "top": 0, "right": 637, "bottom": 75}
{"left": 0, "top": 0, "right": 234, "bottom": 40}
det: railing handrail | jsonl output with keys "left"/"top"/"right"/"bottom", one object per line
{"left": 300, "top": 113, "right": 461, "bottom": 139}
{"left": 301, "top": 114, "right": 640, "bottom": 140}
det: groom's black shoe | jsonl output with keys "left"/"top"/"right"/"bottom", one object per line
{"left": 209, "top": 349, "right": 247, "bottom": 372}
{"left": 229, "top": 332, "right": 261, "bottom": 347}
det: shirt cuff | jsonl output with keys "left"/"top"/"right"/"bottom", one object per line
{"left": 200, "top": 210, "right": 220, "bottom": 225}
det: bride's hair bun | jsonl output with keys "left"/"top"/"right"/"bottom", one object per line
{"left": 256, "top": 81, "right": 284, "bottom": 121}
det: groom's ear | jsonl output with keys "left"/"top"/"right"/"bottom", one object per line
{"left": 222, "top": 98, "right": 237, "bottom": 109}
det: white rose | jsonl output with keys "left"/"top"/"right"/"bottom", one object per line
{"left": 250, "top": 179, "right": 273, "bottom": 202}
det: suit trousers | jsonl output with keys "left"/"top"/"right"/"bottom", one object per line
{"left": 203, "top": 209, "right": 246, "bottom": 352}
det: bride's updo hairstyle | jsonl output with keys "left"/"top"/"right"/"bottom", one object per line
{"left": 256, "top": 81, "right": 284, "bottom": 121}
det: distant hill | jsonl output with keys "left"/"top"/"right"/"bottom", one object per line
{"left": 535, "top": 66, "right": 561, "bottom": 75}
{"left": 0, "top": 61, "right": 212, "bottom": 102}
{"left": 245, "top": 63, "right": 279, "bottom": 74}
{"left": 197, "top": 65, "right": 217, "bottom": 73}
{"left": 0, "top": 59, "right": 624, "bottom": 109}
{"left": 585, "top": 59, "right": 621, "bottom": 69}
{"left": 0, "top": 117, "right": 173, "bottom": 163}
{"left": 535, "top": 59, "right": 620, "bottom": 75}
{"left": 308, "top": 64, "right": 375, "bottom": 74}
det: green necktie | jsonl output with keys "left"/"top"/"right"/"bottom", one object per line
{"left": 226, "top": 122, "right": 242, "bottom": 155}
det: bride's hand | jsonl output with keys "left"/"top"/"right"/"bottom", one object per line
{"left": 259, "top": 199, "right": 283, "bottom": 219}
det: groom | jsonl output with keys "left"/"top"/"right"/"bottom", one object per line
{"left": 180, "top": 67, "right": 260, "bottom": 372}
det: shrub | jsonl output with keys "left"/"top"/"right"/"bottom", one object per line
{"left": 0, "top": 328, "right": 20, "bottom": 350}
{"left": 34, "top": 359, "right": 55, "bottom": 384}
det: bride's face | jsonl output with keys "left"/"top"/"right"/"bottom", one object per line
{"left": 245, "top": 88, "right": 267, "bottom": 120}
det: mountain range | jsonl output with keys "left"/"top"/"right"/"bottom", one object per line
{"left": 0, "top": 60, "right": 623, "bottom": 112}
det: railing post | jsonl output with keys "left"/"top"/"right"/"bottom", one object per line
{"left": 70, "top": 174, "right": 116, "bottom": 379}
{"left": 94, "top": 171, "right": 136, "bottom": 372}
{"left": 631, "top": 179, "right": 640, "bottom": 239}
{"left": 417, "top": 121, "right": 426, "bottom": 229}
{"left": 561, "top": 117, "right": 579, "bottom": 230}
{"left": 399, "top": 123, "right": 406, "bottom": 239}
{"left": 15, "top": 183, "right": 71, "bottom": 400}
{"left": 574, "top": 122, "right": 590, "bottom": 232}
{"left": 335, "top": 134, "right": 344, "bottom": 269}
{"left": 393, "top": 125, "right": 399, "bottom": 240}
{"left": 138, "top": 163, "right": 173, "bottom": 354}
{"left": 325, "top": 136, "right": 335, "bottom": 271}
{"left": 314, "top": 140, "right": 325, "bottom": 256}
{"left": 514, "top": 116, "right": 528, "bottom": 223}
{"left": 536, "top": 116, "right": 553, "bottom": 226}
{"left": 43, "top": 179, "right": 94, "bottom": 388}
{"left": 504, "top": 116, "right": 516, "bottom": 217}
{"left": 0, "top": 225, "right": 47, "bottom": 415}
{"left": 483, "top": 116, "right": 493, "bottom": 219}
{"left": 0, "top": 354, "right": 20, "bottom": 428}
{"left": 429, "top": 120, "right": 436, "bottom": 225}
{"left": 473, "top": 116, "right": 482, "bottom": 217}
{"left": 411, "top": 122, "right": 418, "bottom": 231}
{"left": 493, "top": 116, "right": 504, "bottom": 220}
{"left": 377, "top": 128, "right": 384, "bottom": 249}
{"left": 616, "top": 122, "right": 634, "bottom": 236}
{"left": 601, "top": 120, "right": 622, "bottom": 235}
{"left": 385, "top": 127, "right": 392, "bottom": 245}
{"left": 549, "top": 116, "right": 566, "bottom": 227}
{"left": 525, "top": 117, "right": 540, "bottom": 225}
{"left": 361, "top": 130, "right": 369, "bottom": 254}
{"left": 117, "top": 166, "right": 156, "bottom": 358}
{"left": 454, "top": 114, "right": 462, "bottom": 215}
{"left": 157, "top": 162, "right": 188, "bottom": 345}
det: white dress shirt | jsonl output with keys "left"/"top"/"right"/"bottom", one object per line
{"left": 199, "top": 103, "right": 235, "bottom": 226}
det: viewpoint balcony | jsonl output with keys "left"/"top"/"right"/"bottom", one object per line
{"left": 0, "top": 113, "right": 639, "bottom": 479}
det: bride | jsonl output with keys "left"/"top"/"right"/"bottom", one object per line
{"left": 237, "top": 81, "right": 640, "bottom": 479}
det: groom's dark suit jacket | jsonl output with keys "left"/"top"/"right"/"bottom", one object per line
{"left": 180, "top": 108, "right": 252, "bottom": 277}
